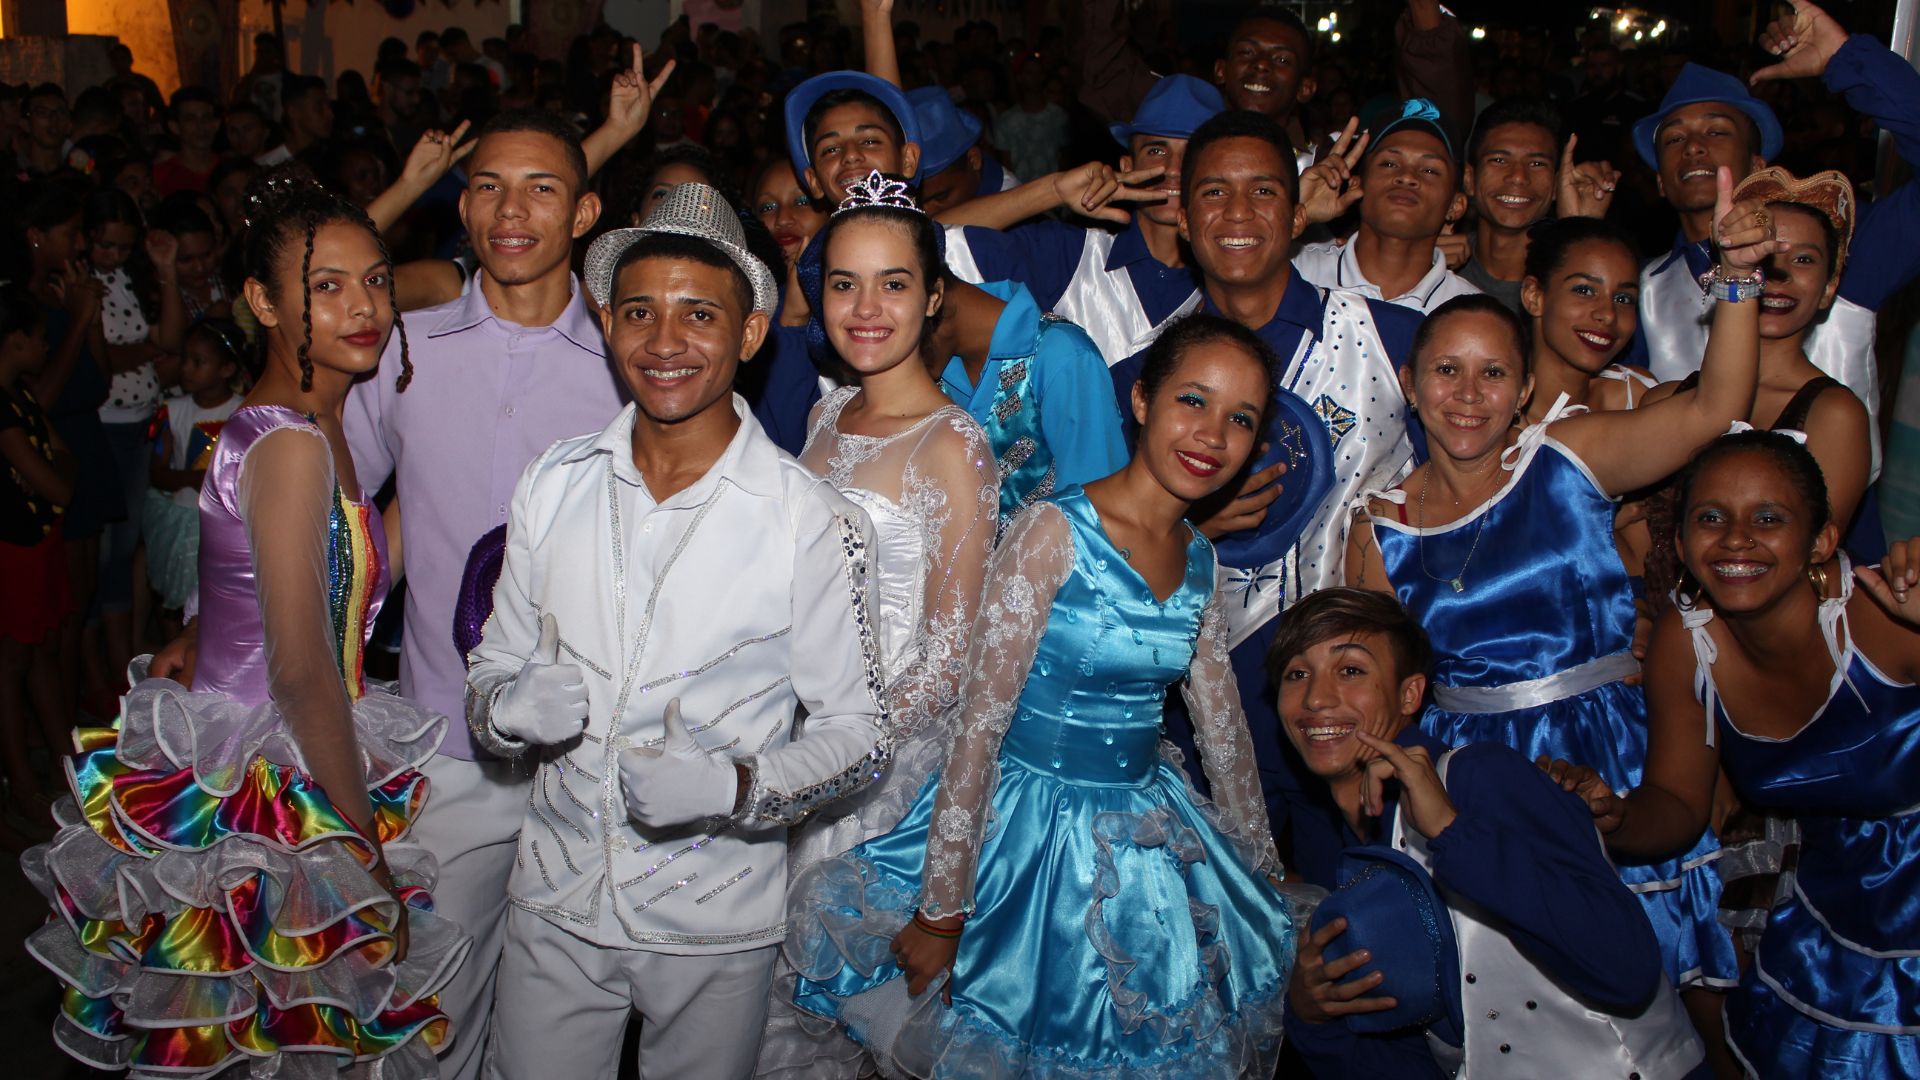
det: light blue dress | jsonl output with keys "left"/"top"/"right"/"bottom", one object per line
{"left": 1688, "top": 567, "right": 1920, "bottom": 1076}
{"left": 786, "top": 487, "right": 1295, "bottom": 1078}
{"left": 1363, "top": 415, "right": 1738, "bottom": 992}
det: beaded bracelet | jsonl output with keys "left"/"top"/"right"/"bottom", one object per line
{"left": 1696, "top": 266, "right": 1764, "bottom": 303}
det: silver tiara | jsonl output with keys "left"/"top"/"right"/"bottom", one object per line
{"left": 835, "top": 170, "right": 920, "bottom": 215}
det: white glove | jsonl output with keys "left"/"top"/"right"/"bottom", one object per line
{"left": 490, "top": 614, "right": 590, "bottom": 745}
{"left": 619, "top": 698, "right": 740, "bottom": 828}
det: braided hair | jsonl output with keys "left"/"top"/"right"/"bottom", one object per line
{"left": 241, "top": 164, "right": 412, "bottom": 393}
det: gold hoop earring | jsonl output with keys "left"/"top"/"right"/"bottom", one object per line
{"left": 1808, "top": 561, "right": 1830, "bottom": 597}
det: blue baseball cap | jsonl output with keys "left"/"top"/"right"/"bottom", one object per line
{"left": 1632, "top": 63, "right": 1783, "bottom": 169}
{"left": 910, "top": 86, "right": 984, "bottom": 177}
{"left": 1370, "top": 98, "right": 1454, "bottom": 162}
{"left": 783, "top": 71, "right": 924, "bottom": 185}
{"left": 1314, "top": 845, "right": 1464, "bottom": 1047}
{"left": 1213, "top": 384, "right": 1334, "bottom": 570}
{"left": 1110, "top": 74, "right": 1225, "bottom": 147}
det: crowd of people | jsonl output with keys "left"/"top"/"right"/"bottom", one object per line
{"left": 5, "top": 0, "right": 1920, "bottom": 1077}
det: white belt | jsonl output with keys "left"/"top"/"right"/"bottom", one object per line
{"left": 1430, "top": 651, "right": 1639, "bottom": 714}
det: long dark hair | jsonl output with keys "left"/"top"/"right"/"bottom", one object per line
{"left": 241, "top": 164, "right": 411, "bottom": 393}
{"left": 82, "top": 187, "right": 160, "bottom": 324}
{"left": 804, "top": 193, "right": 947, "bottom": 371}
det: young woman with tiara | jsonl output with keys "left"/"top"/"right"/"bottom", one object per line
{"left": 22, "top": 165, "right": 470, "bottom": 1078}
{"left": 758, "top": 172, "right": 999, "bottom": 1079}
{"left": 1560, "top": 431, "right": 1920, "bottom": 1076}
{"left": 787, "top": 311, "right": 1302, "bottom": 1078}
{"left": 1345, "top": 169, "right": 1777, "bottom": 1059}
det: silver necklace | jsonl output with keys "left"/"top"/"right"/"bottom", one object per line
{"left": 1417, "top": 474, "right": 1489, "bottom": 593}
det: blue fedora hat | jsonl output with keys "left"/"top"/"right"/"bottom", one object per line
{"left": 1312, "top": 845, "right": 1464, "bottom": 1046}
{"left": 1110, "top": 74, "right": 1225, "bottom": 147}
{"left": 1631, "top": 64, "right": 1783, "bottom": 169}
{"left": 783, "top": 71, "right": 924, "bottom": 183}
{"left": 1212, "top": 384, "right": 1335, "bottom": 570}
{"left": 910, "top": 86, "right": 984, "bottom": 177}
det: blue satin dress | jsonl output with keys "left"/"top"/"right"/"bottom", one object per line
{"left": 1366, "top": 423, "right": 1737, "bottom": 992}
{"left": 1691, "top": 581, "right": 1920, "bottom": 1076}
{"left": 787, "top": 489, "right": 1294, "bottom": 1077}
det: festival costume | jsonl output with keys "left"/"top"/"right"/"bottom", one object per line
{"left": 466, "top": 396, "right": 893, "bottom": 1078}
{"left": 1684, "top": 561, "right": 1920, "bottom": 1076}
{"left": 757, "top": 389, "right": 999, "bottom": 1078}
{"left": 1288, "top": 731, "right": 1704, "bottom": 1079}
{"left": 143, "top": 392, "right": 241, "bottom": 611}
{"left": 26, "top": 405, "right": 469, "bottom": 1077}
{"left": 789, "top": 489, "right": 1296, "bottom": 1079}
{"left": 1360, "top": 398, "right": 1737, "bottom": 991}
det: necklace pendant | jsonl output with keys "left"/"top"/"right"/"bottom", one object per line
{"left": 1449, "top": 577, "right": 1465, "bottom": 593}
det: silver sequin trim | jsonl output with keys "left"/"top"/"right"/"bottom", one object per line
{"left": 632, "top": 872, "right": 700, "bottom": 913}
{"left": 695, "top": 867, "right": 754, "bottom": 905}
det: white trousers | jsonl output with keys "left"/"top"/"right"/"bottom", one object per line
{"left": 486, "top": 906, "right": 778, "bottom": 1080}
{"left": 413, "top": 753, "right": 530, "bottom": 1080}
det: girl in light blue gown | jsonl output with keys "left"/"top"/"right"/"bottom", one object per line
{"left": 786, "top": 314, "right": 1304, "bottom": 1079}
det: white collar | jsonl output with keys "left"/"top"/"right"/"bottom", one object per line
{"left": 563, "top": 394, "right": 784, "bottom": 503}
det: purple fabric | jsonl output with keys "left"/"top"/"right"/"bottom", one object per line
{"left": 195, "top": 405, "right": 389, "bottom": 703}
{"left": 454, "top": 523, "right": 508, "bottom": 661}
{"left": 344, "top": 276, "right": 627, "bottom": 758}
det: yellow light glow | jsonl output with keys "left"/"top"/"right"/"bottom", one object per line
{"left": 1471, "top": 26, "right": 1487, "bottom": 40}
{"left": 1316, "top": 16, "right": 1331, "bottom": 32}
{"left": 1616, "top": 14, "right": 1632, "bottom": 31}
{"left": 1653, "top": 20, "right": 1667, "bottom": 36}
{"left": 1329, "top": 31, "right": 1341, "bottom": 43}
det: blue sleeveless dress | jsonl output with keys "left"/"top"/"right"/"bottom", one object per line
{"left": 1365, "top": 416, "right": 1737, "bottom": 991}
{"left": 1687, "top": 573, "right": 1920, "bottom": 1076}
{"left": 786, "top": 488, "right": 1294, "bottom": 1077}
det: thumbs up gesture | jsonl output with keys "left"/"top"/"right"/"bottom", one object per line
{"left": 619, "top": 698, "right": 742, "bottom": 828}
{"left": 1711, "top": 165, "right": 1785, "bottom": 275}
{"left": 491, "top": 614, "right": 591, "bottom": 745}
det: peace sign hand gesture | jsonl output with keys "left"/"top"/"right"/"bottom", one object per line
{"left": 399, "top": 119, "right": 476, "bottom": 191}
{"left": 1298, "top": 117, "right": 1369, "bottom": 226}
{"left": 1856, "top": 537, "right": 1920, "bottom": 628}
{"left": 607, "top": 43, "right": 677, "bottom": 138}
{"left": 1752, "top": 0, "right": 1850, "bottom": 85}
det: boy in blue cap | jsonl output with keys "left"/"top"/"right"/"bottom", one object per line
{"left": 1269, "top": 588, "right": 1697, "bottom": 1079}
{"left": 908, "top": 86, "right": 1019, "bottom": 215}
{"left": 1629, "top": 0, "right": 1920, "bottom": 470}
{"left": 942, "top": 74, "right": 1228, "bottom": 365}
{"left": 1292, "top": 98, "right": 1481, "bottom": 315}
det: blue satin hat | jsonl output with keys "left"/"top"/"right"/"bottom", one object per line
{"left": 1212, "top": 384, "right": 1334, "bottom": 570}
{"left": 1110, "top": 74, "right": 1226, "bottom": 147}
{"left": 1370, "top": 98, "right": 1454, "bottom": 162}
{"left": 1313, "top": 845, "right": 1465, "bottom": 1047}
{"left": 783, "top": 71, "right": 924, "bottom": 183}
{"left": 1632, "top": 64, "right": 1783, "bottom": 169}
{"left": 910, "top": 86, "right": 984, "bottom": 177}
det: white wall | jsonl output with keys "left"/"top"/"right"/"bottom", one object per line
{"left": 235, "top": 0, "right": 512, "bottom": 86}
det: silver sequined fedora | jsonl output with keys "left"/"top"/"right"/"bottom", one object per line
{"left": 583, "top": 182, "right": 778, "bottom": 315}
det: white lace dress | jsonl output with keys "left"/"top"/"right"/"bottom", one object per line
{"left": 757, "top": 386, "right": 998, "bottom": 1079}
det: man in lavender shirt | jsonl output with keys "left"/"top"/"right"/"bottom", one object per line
{"left": 344, "top": 107, "right": 624, "bottom": 1080}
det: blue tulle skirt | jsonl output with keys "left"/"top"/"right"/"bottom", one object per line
{"left": 1423, "top": 680, "right": 1738, "bottom": 990}
{"left": 787, "top": 747, "right": 1295, "bottom": 1079}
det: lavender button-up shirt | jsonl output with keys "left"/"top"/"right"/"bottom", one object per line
{"left": 346, "top": 275, "right": 626, "bottom": 758}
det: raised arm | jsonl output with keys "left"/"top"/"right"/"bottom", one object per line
{"left": 933, "top": 161, "right": 1164, "bottom": 228}
{"left": 921, "top": 502, "right": 1074, "bottom": 918}
{"left": 885, "top": 420, "right": 999, "bottom": 738}
{"left": 860, "top": 0, "right": 903, "bottom": 87}
{"left": 1181, "top": 589, "right": 1281, "bottom": 875}
{"left": 1553, "top": 167, "right": 1768, "bottom": 495}
{"left": 366, "top": 121, "right": 473, "bottom": 235}
{"left": 583, "top": 44, "right": 677, "bottom": 180}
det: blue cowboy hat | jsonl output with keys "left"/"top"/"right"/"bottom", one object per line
{"left": 910, "top": 86, "right": 984, "bottom": 177}
{"left": 1212, "top": 384, "right": 1335, "bottom": 570}
{"left": 1110, "top": 74, "right": 1226, "bottom": 147}
{"left": 783, "top": 71, "right": 924, "bottom": 185}
{"left": 1631, "top": 64, "right": 1783, "bottom": 169}
{"left": 1313, "top": 845, "right": 1465, "bottom": 1046}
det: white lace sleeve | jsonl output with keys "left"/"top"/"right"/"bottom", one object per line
{"left": 887, "top": 417, "right": 1000, "bottom": 739}
{"left": 1180, "top": 588, "right": 1281, "bottom": 877}
{"left": 920, "top": 502, "right": 1073, "bottom": 918}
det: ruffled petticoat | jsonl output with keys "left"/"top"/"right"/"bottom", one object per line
{"left": 758, "top": 723, "right": 950, "bottom": 1079}
{"left": 24, "top": 660, "right": 472, "bottom": 1079}
{"left": 786, "top": 744, "right": 1294, "bottom": 1080}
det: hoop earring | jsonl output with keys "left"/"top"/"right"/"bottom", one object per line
{"left": 1675, "top": 566, "right": 1706, "bottom": 610}
{"left": 1808, "top": 561, "right": 1830, "bottom": 597}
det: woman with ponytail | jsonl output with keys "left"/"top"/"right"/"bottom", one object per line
{"left": 24, "top": 165, "right": 469, "bottom": 1078}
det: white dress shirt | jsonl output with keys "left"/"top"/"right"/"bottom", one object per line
{"left": 466, "top": 396, "right": 891, "bottom": 953}
{"left": 1293, "top": 238, "right": 1482, "bottom": 313}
